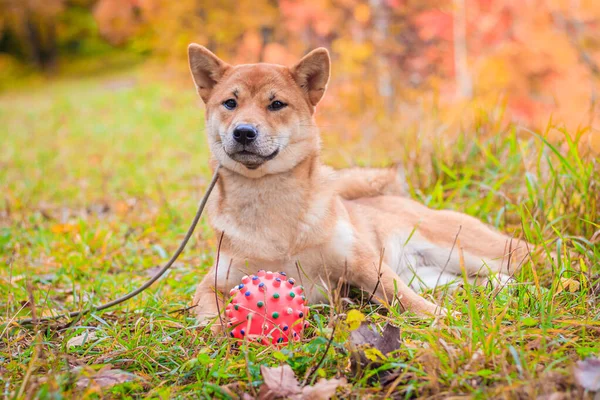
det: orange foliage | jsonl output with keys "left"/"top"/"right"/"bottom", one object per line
{"left": 129, "top": 0, "right": 599, "bottom": 143}
{"left": 2, "top": 0, "right": 598, "bottom": 147}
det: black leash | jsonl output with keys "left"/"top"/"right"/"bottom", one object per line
{"left": 15, "top": 165, "right": 221, "bottom": 326}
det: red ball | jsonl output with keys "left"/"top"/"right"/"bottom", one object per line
{"left": 225, "top": 270, "right": 308, "bottom": 345}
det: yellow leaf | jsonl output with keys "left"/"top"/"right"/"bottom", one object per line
{"left": 345, "top": 310, "right": 365, "bottom": 331}
{"left": 364, "top": 347, "right": 386, "bottom": 362}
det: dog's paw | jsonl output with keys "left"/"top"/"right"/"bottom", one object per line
{"left": 210, "top": 321, "right": 225, "bottom": 336}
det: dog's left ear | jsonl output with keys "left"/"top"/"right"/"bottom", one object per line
{"left": 291, "top": 48, "right": 330, "bottom": 107}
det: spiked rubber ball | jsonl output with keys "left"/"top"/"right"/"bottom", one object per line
{"left": 225, "top": 270, "right": 308, "bottom": 345}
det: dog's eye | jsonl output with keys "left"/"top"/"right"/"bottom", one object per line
{"left": 268, "top": 100, "right": 287, "bottom": 111}
{"left": 223, "top": 99, "right": 237, "bottom": 110}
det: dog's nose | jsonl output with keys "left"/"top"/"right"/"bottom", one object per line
{"left": 233, "top": 124, "right": 258, "bottom": 145}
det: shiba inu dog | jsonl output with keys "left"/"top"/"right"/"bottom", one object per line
{"left": 188, "top": 44, "right": 531, "bottom": 324}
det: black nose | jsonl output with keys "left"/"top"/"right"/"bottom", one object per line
{"left": 233, "top": 124, "right": 258, "bottom": 145}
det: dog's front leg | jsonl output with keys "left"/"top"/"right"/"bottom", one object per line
{"left": 192, "top": 269, "right": 225, "bottom": 333}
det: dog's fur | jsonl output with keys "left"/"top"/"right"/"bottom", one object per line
{"left": 188, "top": 45, "right": 531, "bottom": 323}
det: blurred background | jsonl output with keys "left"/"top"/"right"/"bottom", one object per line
{"left": 1, "top": 0, "right": 599, "bottom": 153}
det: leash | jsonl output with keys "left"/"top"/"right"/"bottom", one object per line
{"left": 15, "top": 165, "right": 221, "bottom": 326}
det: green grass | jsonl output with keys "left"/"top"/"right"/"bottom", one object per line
{"left": 0, "top": 68, "right": 598, "bottom": 399}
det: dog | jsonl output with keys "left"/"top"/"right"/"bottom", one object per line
{"left": 187, "top": 44, "right": 531, "bottom": 325}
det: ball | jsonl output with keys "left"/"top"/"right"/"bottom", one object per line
{"left": 225, "top": 270, "right": 308, "bottom": 345}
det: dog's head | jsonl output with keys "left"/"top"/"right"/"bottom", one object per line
{"left": 188, "top": 44, "right": 330, "bottom": 178}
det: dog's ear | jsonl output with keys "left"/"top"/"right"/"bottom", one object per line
{"left": 188, "top": 44, "right": 230, "bottom": 103}
{"left": 291, "top": 48, "right": 330, "bottom": 107}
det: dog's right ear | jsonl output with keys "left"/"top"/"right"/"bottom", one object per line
{"left": 188, "top": 44, "right": 230, "bottom": 103}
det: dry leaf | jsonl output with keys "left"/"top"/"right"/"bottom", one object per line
{"left": 257, "top": 364, "right": 345, "bottom": 400}
{"left": 556, "top": 277, "right": 580, "bottom": 295}
{"left": 348, "top": 322, "right": 401, "bottom": 378}
{"left": 573, "top": 357, "right": 600, "bottom": 392}
{"left": 67, "top": 331, "right": 97, "bottom": 348}
{"left": 74, "top": 366, "right": 139, "bottom": 390}
{"left": 294, "top": 377, "right": 346, "bottom": 400}
{"left": 349, "top": 322, "right": 401, "bottom": 357}
{"left": 258, "top": 364, "right": 301, "bottom": 399}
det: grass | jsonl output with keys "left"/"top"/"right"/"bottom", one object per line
{"left": 0, "top": 67, "right": 599, "bottom": 399}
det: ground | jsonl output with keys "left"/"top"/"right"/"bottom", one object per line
{"left": 0, "top": 68, "right": 599, "bottom": 399}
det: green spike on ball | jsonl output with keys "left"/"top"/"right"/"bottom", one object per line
{"left": 273, "top": 293, "right": 280, "bottom": 299}
{"left": 234, "top": 304, "right": 239, "bottom": 310}
{"left": 289, "top": 292, "right": 296, "bottom": 298}
{"left": 272, "top": 312, "right": 279, "bottom": 319}
{"left": 257, "top": 301, "right": 264, "bottom": 308}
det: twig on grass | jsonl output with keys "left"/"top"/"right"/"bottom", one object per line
{"left": 303, "top": 317, "right": 338, "bottom": 385}
{"left": 368, "top": 248, "right": 385, "bottom": 303}
{"left": 214, "top": 231, "right": 225, "bottom": 336}
{"left": 168, "top": 305, "right": 197, "bottom": 316}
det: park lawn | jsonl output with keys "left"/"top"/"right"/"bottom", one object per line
{"left": 0, "top": 68, "right": 599, "bottom": 399}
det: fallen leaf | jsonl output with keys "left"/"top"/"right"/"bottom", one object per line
{"left": 74, "top": 366, "right": 139, "bottom": 390}
{"left": 257, "top": 365, "right": 345, "bottom": 400}
{"left": 573, "top": 357, "right": 600, "bottom": 392}
{"left": 349, "top": 322, "right": 401, "bottom": 357}
{"left": 556, "top": 277, "right": 580, "bottom": 295}
{"left": 348, "top": 322, "right": 401, "bottom": 375}
{"left": 67, "top": 331, "right": 97, "bottom": 348}
{"left": 295, "top": 377, "right": 346, "bottom": 400}
{"left": 345, "top": 310, "right": 366, "bottom": 331}
{"left": 258, "top": 364, "right": 301, "bottom": 399}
